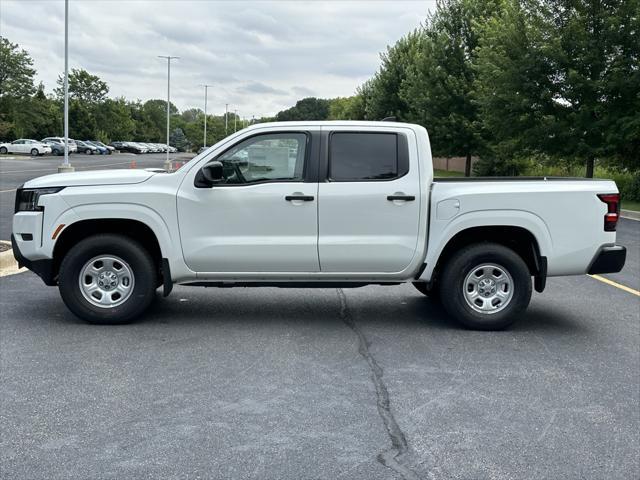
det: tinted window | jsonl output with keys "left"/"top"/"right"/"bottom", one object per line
{"left": 329, "top": 133, "right": 398, "bottom": 181}
{"left": 217, "top": 133, "right": 307, "bottom": 185}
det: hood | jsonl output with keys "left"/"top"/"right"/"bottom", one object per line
{"left": 24, "top": 169, "right": 156, "bottom": 188}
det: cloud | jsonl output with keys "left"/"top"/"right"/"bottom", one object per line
{"left": 1, "top": 0, "right": 435, "bottom": 117}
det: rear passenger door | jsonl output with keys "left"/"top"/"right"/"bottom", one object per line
{"left": 318, "top": 127, "right": 421, "bottom": 273}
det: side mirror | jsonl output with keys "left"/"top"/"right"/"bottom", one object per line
{"left": 201, "top": 161, "right": 224, "bottom": 184}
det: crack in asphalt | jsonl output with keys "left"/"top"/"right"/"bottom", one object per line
{"left": 337, "top": 288, "right": 422, "bottom": 480}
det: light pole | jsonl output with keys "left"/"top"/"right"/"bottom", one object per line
{"left": 199, "top": 84, "right": 212, "bottom": 147}
{"left": 158, "top": 55, "right": 179, "bottom": 168}
{"left": 58, "top": 0, "right": 73, "bottom": 173}
{"left": 234, "top": 110, "right": 238, "bottom": 132}
{"left": 224, "top": 103, "right": 229, "bottom": 135}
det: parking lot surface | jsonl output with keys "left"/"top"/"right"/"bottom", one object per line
{"left": 1, "top": 154, "right": 638, "bottom": 479}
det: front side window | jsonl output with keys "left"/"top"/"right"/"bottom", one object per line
{"left": 217, "top": 132, "right": 307, "bottom": 185}
{"left": 329, "top": 132, "right": 401, "bottom": 181}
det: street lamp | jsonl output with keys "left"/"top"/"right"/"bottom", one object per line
{"left": 58, "top": 0, "right": 73, "bottom": 173}
{"left": 225, "top": 103, "right": 229, "bottom": 135}
{"left": 158, "top": 55, "right": 179, "bottom": 168}
{"left": 199, "top": 84, "right": 212, "bottom": 147}
{"left": 234, "top": 110, "right": 238, "bottom": 132}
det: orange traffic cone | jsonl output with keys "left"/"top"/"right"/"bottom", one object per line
{"left": 130, "top": 160, "right": 137, "bottom": 169}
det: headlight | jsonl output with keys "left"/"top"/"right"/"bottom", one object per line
{"left": 14, "top": 187, "right": 64, "bottom": 212}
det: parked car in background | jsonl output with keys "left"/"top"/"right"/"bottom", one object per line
{"left": 74, "top": 140, "right": 99, "bottom": 155}
{"left": 42, "top": 137, "right": 78, "bottom": 153}
{"left": 84, "top": 141, "right": 109, "bottom": 155}
{"left": 109, "top": 141, "right": 145, "bottom": 154}
{"left": 88, "top": 140, "right": 114, "bottom": 154}
{"left": 0, "top": 139, "right": 52, "bottom": 156}
{"left": 42, "top": 140, "right": 65, "bottom": 156}
{"left": 131, "top": 142, "right": 150, "bottom": 153}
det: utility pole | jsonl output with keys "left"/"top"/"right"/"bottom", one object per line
{"left": 58, "top": 0, "right": 73, "bottom": 173}
{"left": 234, "top": 110, "right": 238, "bottom": 132}
{"left": 158, "top": 55, "right": 179, "bottom": 169}
{"left": 225, "top": 103, "right": 229, "bottom": 135}
{"left": 199, "top": 84, "right": 212, "bottom": 147}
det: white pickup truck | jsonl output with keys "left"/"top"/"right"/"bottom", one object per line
{"left": 12, "top": 121, "right": 626, "bottom": 329}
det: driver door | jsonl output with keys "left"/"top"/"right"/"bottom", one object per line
{"left": 177, "top": 130, "right": 320, "bottom": 273}
{"left": 12, "top": 140, "right": 26, "bottom": 153}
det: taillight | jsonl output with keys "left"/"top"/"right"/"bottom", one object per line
{"left": 597, "top": 193, "right": 620, "bottom": 231}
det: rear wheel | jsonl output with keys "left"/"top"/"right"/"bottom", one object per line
{"left": 438, "top": 243, "right": 532, "bottom": 330}
{"left": 30, "top": 148, "right": 39, "bottom": 156}
{"left": 58, "top": 234, "right": 157, "bottom": 324}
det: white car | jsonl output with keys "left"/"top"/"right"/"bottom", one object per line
{"left": 0, "top": 139, "right": 52, "bottom": 156}
{"left": 12, "top": 121, "right": 626, "bottom": 328}
{"left": 42, "top": 137, "right": 78, "bottom": 154}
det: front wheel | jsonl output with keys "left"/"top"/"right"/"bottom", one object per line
{"left": 58, "top": 234, "right": 157, "bottom": 324}
{"left": 0, "top": 147, "right": 8, "bottom": 154}
{"left": 85, "top": 148, "right": 92, "bottom": 154}
{"left": 438, "top": 243, "right": 532, "bottom": 330}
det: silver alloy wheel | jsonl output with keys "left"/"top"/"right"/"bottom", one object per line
{"left": 463, "top": 263, "right": 514, "bottom": 315}
{"left": 79, "top": 255, "right": 135, "bottom": 308}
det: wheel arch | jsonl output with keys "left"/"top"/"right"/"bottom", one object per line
{"left": 421, "top": 212, "right": 552, "bottom": 290}
{"left": 52, "top": 218, "right": 165, "bottom": 284}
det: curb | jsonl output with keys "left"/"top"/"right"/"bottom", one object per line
{"left": 621, "top": 209, "right": 640, "bottom": 221}
{"left": 0, "top": 240, "right": 15, "bottom": 269}
{"left": 0, "top": 240, "right": 26, "bottom": 277}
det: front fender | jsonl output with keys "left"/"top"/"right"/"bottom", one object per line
{"left": 43, "top": 203, "right": 194, "bottom": 282}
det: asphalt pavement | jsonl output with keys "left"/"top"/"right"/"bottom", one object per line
{"left": 0, "top": 153, "right": 638, "bottom": 479}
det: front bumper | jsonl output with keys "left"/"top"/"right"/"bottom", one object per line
{"left": 11, "top": 234, "right": 56, "bottom": 285}
{"left": 588, "top": 245, "right": 626, "bottom": 275}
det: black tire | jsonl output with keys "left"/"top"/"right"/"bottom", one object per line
{"left": 438, "top": 243, "right": 532, "bottom": 330}
{"left": 85, "top": 148, "right": 92, "bottom": 155}
{"left": 58, "top": 234, "right": 157, "bottom": 324}
{"left": 0, "top": 147, "right": 7, "bottom": 154}
{"left": 30, "top": 148, "right": 39, "bottom": 156}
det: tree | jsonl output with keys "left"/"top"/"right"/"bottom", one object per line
{"left": 365, "top": 31, "right": 422, "bottom": 121}
{"left": 473, "top": 0, "right": 559, "bottom": 175}
{"left": 55, "top": 68, "right": 109, "bottom": 103}
{"left": 474, "top": 0, "right": 640, "bottom": 177}
{"left": 0, "top": 37, "right": 36, "bottom": 98}
{"left": 95, "top": 98, "right": 136, "bottom": 141}
{"left": 275, "top": 97, "right": 330, "bottom": 121}
{"left": 170, "top": 127, "right": 189, "bottom": 151}
{"left": 401, "top": 0, "right": 504, "bottom": 176}
{"left": 328, "top": 96, "right": 366, "bottom": 120}
{"left": 548, "top": 0, "right": 640, "bottom": 176}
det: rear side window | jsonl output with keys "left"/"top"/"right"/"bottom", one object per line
{"left": 329, "top": 132, "right": 407, "bottom": 181}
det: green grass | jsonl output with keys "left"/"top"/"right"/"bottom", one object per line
{"left": 434, "top": 169, "right": 464, "bottom": 177}
{"left": 622, "top": 200, "right": 640, "bottom": 212}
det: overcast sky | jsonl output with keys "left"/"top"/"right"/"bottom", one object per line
{"left": 1, "top": 0, "right": 435, "bottom": 118}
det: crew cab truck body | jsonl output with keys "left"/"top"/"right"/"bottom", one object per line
{"left": 12, "top": 121, "right": 626, "bottom": 329}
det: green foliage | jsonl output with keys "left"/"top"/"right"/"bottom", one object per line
{"left": 364, "top": 31, "right": 423, "bottom": 121}
{"left": 275, "top": 97, "right": 331, "bottom": 121}
{"left": 55, "top": 68, "right": 109, "bottom": 103}
{"left": 0, "top": 36, "right": 36, "bottom": 98}
{"left": 169, "top": 128, "right": 189, "bottom": 152}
